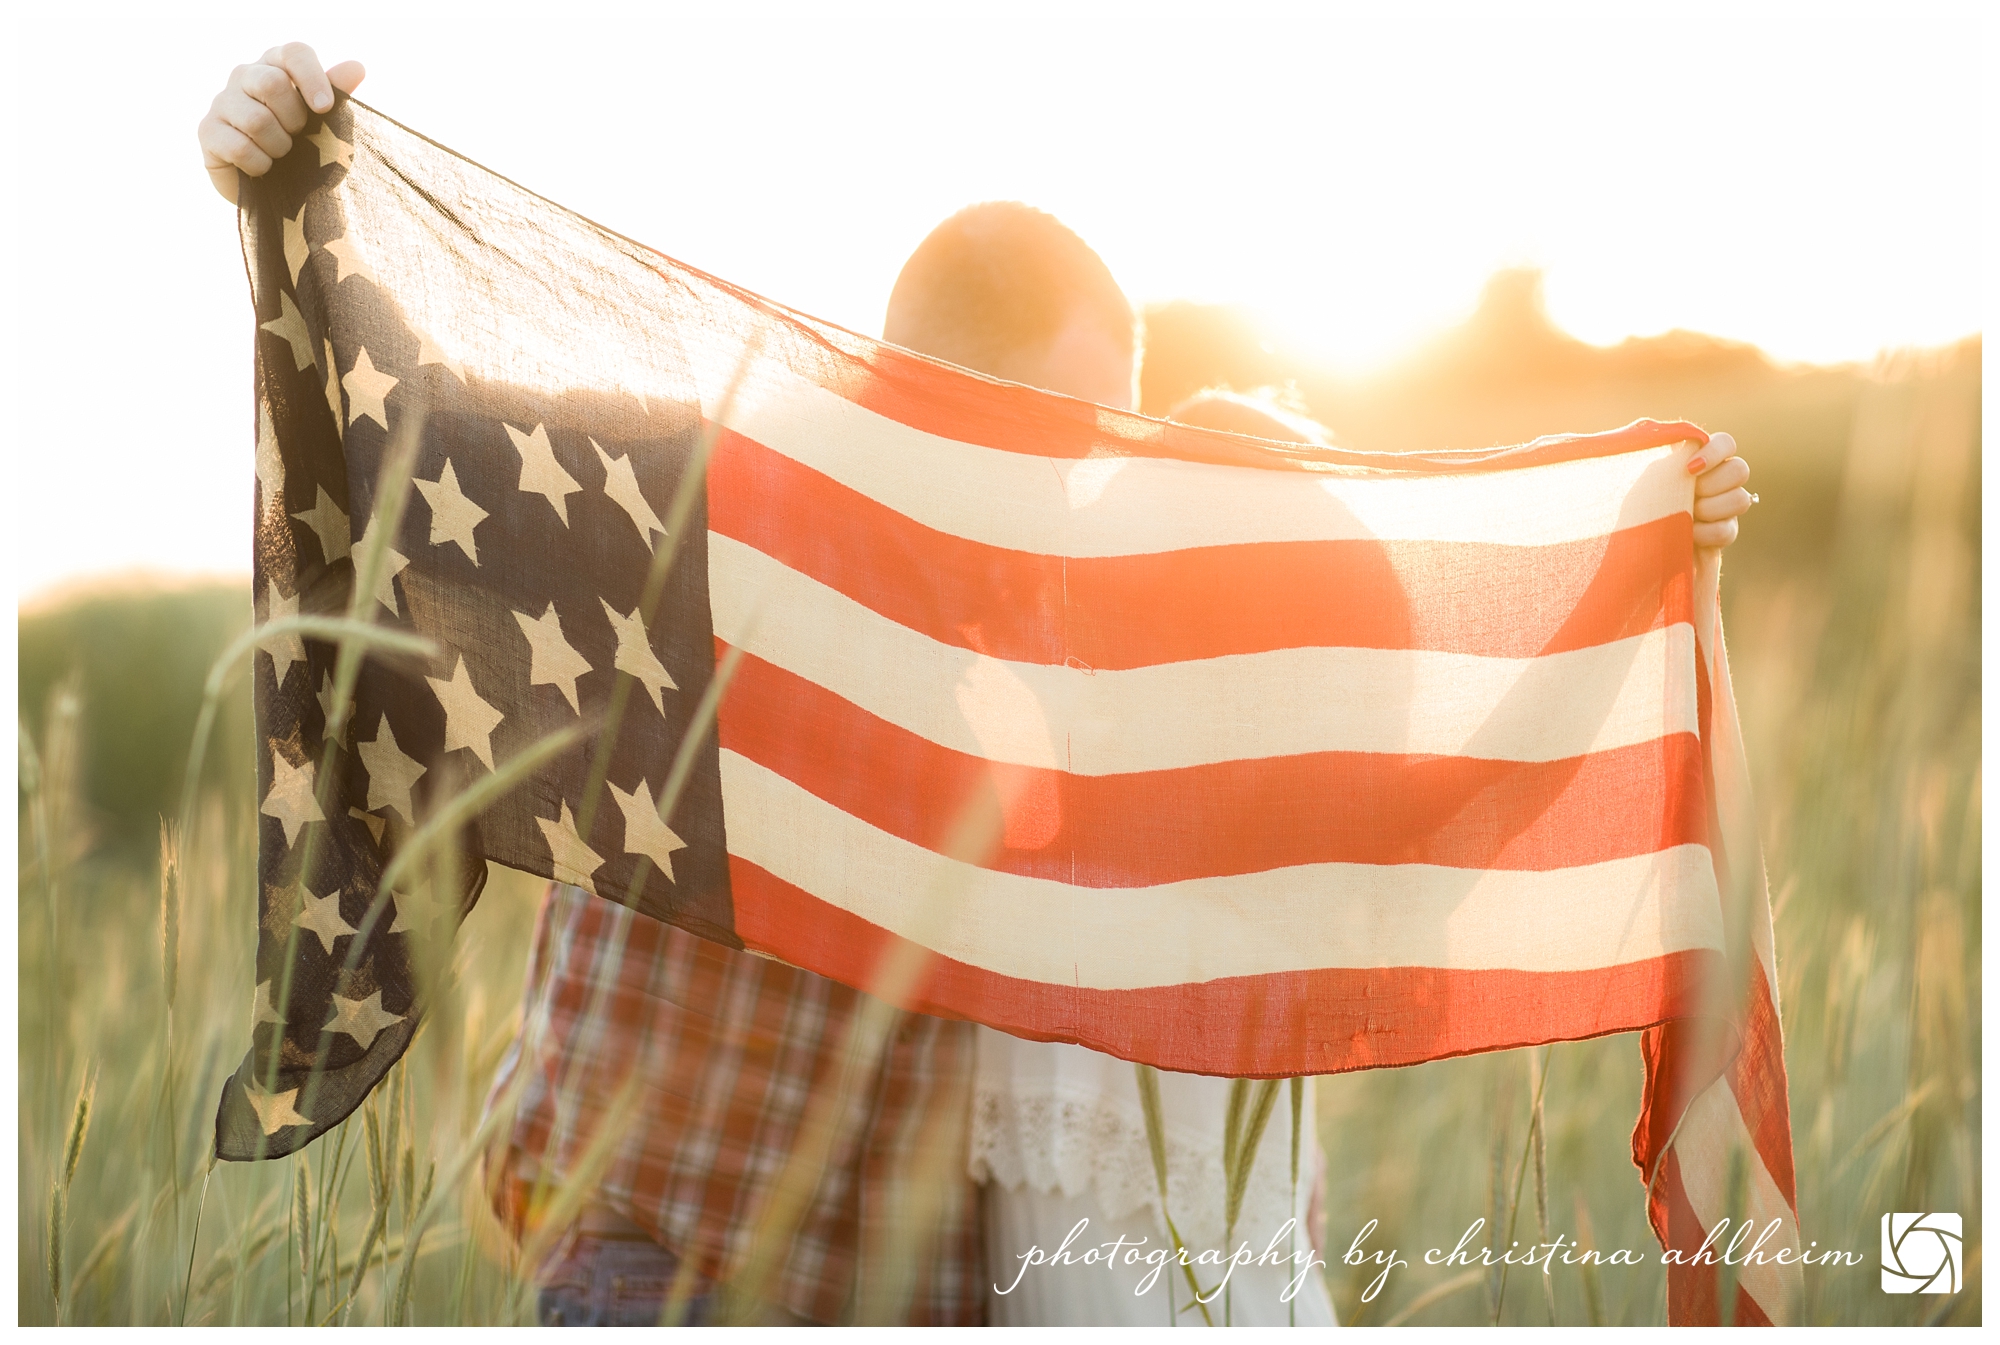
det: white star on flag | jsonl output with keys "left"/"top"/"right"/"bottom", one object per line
{"left": 536, "top": 801, "right": 604, "bottom": 893}
{"left": 255, "top": 401, "right": 284, "bottom": 521}
{"left": 609, "top": 777, "right": 688, "bottom": 883}
{"left": 504, "top": 422, "right": 582, "bottom": 524}
{"left": 244, "top": 1081, "right": 313, "bottom": 1135}
{"left": 425, "top": 655, "right": 505, "bottom": 770}
{"left": 321, "top": 234, "right": 376, "bottom": 285}
{"left": 290, "top": 485, "right": 352, "bottom": 565}
{"left": 353, "top": 518, "right": 410, "bottom": 616}
{"left": 262, "top": 581, "right": 305, "bottom": 688}
{"left": 260, "top": 292, "right": 314, "bottom": 371}
{"left": 307, "top": 123, "right": 353, "bottom": 168}
{"left": 324, "top": 990, "right": 403, "bottom": 1051}
{"left": 283, "top": 206, "right": 309, "bottom": 284}
{"left": 294, "top": 883, "right": 357, "bottom": 955}
{"left": 414, "top": 460, "right": 488, "bottom": 564}
{"left": 317, "top": 672, "right": 348, "bottom": 740}
{"left": 252, "top": 979, "right": 286, "bottom": 1027}
{"left": 348, "top": 806, "right": 387, "bottom": 844}
{"left": 600, "top": 600, "right": 678, "bottom": 714}
{"left": 342, "top": 348, "right": 398, "bottom": 431}
{"left": 411, "top": 324, "right": 467, "bottom": 381}
{"left": 592, "top": 438, "right": 666, "bottom": 550}
{"left": 322, "top": 338, "right": 342, "bottom": 425}
{"left": 513, "top": 602, "right": 593, "bottom": 713}
{"left": 357, "top": 714, "right": 426, "bottom": 823}
{"left": 260, "top": 747, "right": 324, "bottom": 847}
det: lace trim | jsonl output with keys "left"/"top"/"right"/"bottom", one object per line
{"left": 967, "top": 1089, "right": 1306, "bottom": 1251}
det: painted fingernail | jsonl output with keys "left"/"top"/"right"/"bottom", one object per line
{"left": 1687, "top": 457, "right": 1706, "bottom": 474}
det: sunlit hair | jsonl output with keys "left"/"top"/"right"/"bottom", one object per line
{"left": 884, "top": 201, "right": 1138, "bottom": 379}
{"left": 1166, "top": 386, "right": 1332, "bottom": 446}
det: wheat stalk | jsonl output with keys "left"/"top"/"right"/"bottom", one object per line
{"left": 1134, "top": 1062, "right": 1215, "bottom": 1325}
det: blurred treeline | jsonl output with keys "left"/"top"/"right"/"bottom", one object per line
{"left": 20, "top": 581, "right": 256, "bottom": 859}
{"left": 18, "top": 272, "right": 1981, "bottom": 1324}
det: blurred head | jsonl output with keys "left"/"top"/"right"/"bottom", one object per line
{"left": 1167, "top": 387, "right": 1332, "bottom": 445}
{"left": 884, "top": 201, "right": 1140, "bottom": 410}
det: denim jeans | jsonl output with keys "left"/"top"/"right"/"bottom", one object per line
{"left": 535, "top": 1232, "right": 717, "bottom": 1327}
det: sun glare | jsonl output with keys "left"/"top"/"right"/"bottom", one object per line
{"left": 6, "top": 8, "right": 1984, "bottom": 598}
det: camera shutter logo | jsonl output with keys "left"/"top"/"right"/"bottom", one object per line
{"left": 1881, "top": 1214, "right": 1962, "bottom": 1293}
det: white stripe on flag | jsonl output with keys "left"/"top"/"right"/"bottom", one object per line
{"left": 710, "top": 532, "right": 1699, "bottom": 771}
{"left": 1697, "top": 549, "right": 1782, "bottom": 988}
{"left": 719, "top": 749, "right": 1726, "bottom": 987}
{"left": 708, "top": 370, "right": 1696, "bottom": 555}
{"left": 1673, "top": 1078, "right": 1803, "bottom": 1321}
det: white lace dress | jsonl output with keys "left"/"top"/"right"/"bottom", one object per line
{"left": 970, "top": 1028, "right": 1338, "bottom": 1327}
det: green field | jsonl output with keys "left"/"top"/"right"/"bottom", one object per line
{"left": 18, "top": 289, "right": 1980, "bottom": 1325}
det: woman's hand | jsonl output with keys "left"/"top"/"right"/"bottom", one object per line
{"left": 199, "top": 43, "right": 366, "bottom": 203}
{"left": 1689, "top": 431, "right": 1754, "bottom": 551}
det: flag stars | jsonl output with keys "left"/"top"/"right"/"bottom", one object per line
{"left": 262, "top": 580, "right": 305, "bottom": 688}
{"left": 260, "top": 746, "right": 324, "bottom": 847}
{"left": 291, "top": 485, "right": 352, "bottom": 565}
{"left": 537, "top": 801, "right": 604, "bottom": 894}
{"left": 294, "top": 884, "right": 357, "bottom": 955}
{"left": 307, "top": 123, "right": 353, "bottom": 168}
{"left": 609, "top": 777, "right": 688, "bottom": 883}
{"left": 414, "top": 460, "right": 488, "bottom": 564}
{"left": 260, "top": 292, "right": 314, "bottom": 371}
{"left": 255, "top": 401, "right": 285, "bottom": 521}
{"left": 322, "top": 338, "right": 342, "bottom": 426}
{"left": 342, "top": 348, "right": 398, "bottom": 431}
{"left": 358, "top": 714, "right": 426, "bottom": 824}
{"left": 426, "top": 655, "right": 505, "bottom": 770}
{"left": 505, "top": 422, "right": 581, "bottom": 525}
{"left": 317, "top": 672, "right": 347, "bottom": 739}
{"left": 513, "top": 602, "right": 593, "bottom": 713}
{"left": 411, "top": 324, "right": 466, "bottom": 382}
{"left": 324, "top": 990, "right": 403, "bottom": 1051}
{"left": 252, "top": 979, "right": 286, "bottom": 1027}
{"left": 601, "top": 600, "right": 678, "bottom": 714}
{"left": 353, "top": 518, "right": 410, "bottom": 616}
{"left": 244, "top": 1081, "right": 313, "bottom": 1136}
{"left": 349, "top": 806, "right": 387, "bottom": 845}
{"left": 384, "top": 891, "right": 448, "bottom": 942}
{"left": 593, "top": 438, "right": 666, "bottom": 550}
{"left": 320, "top": 234, "right": 376, "bottom": 285}
{"left": 283, "top": 207, "right": 309, "bottom": 284}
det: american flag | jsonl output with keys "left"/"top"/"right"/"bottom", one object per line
{"left": 217, "top": 96, "right": 1799, "bottom": 1323}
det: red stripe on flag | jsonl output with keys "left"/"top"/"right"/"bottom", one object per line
{"left": 824, "top": 338, "right": 1708, "bottom": 471}
{"left": 717, "top": 646, "right": 1707, "bottom": 882}
{"left": 729, "top": 856, "right": 1720, "bottom": 1077}
{"left": 1689, "top": 605, "right": 1798, "bottom": 1213}
{"left": 1657, "top": 1153, "right": 1774, "bottom": 1325}
{"left": 1694, "top": 608, "right": 1798, "bottom": 1217}
{"left": 1731, "top": 957, "right": 1798, "bottom": 1212}
{"left": 1736, "top": 1280, "right": 1775, "bottom": 1326}
{"left": 1633, "top": 1018, "right": 1744, "bottom": 1208}
{"left": 709, "top": 429, "right": 1695, "bottom": 665}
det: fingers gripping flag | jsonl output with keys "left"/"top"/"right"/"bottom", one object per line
{"left": 222, "top": 96, "right": 1800, "bottom": 1323}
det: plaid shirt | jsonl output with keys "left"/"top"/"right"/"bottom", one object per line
{"left": 486, "top": 884, "right": 984, "bottom": 1325}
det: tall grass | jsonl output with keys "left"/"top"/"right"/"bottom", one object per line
{"left": 16, "top": 341, "right": 1979, "bottom": 1325}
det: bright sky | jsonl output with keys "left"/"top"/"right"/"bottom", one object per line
{"left": 7, "top": 3, "right": 1984, "bottom": 601}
